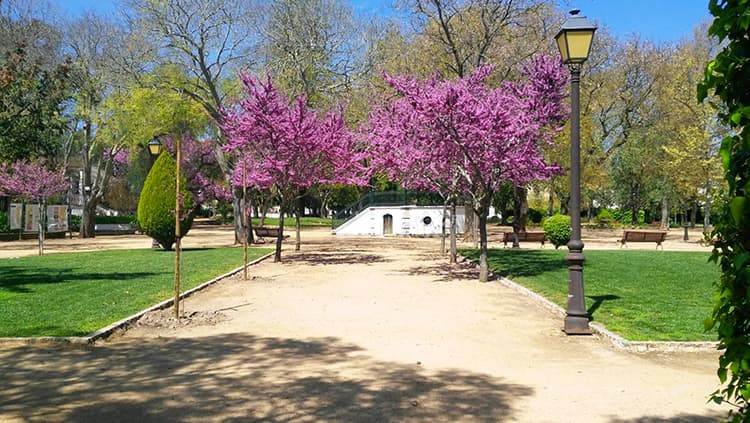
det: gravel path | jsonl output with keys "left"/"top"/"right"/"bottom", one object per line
{"left": 0, "top": 226, "right": 727, "bottom": 422}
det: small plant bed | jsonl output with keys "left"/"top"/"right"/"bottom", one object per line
{"left": 460, "top": 248, "right": 719, "bottom": 342}
{"left": 0, "top": 247, "right": 272, "bottom": 337}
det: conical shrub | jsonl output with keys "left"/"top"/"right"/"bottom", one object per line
{"left": 137, "top": 152, "right": 194, "bottom": 250}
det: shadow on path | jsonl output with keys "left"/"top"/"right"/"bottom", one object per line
{"left": 286, "top": 252, "right": 389, "bottom": 266}
{"left": 0, "top": 334, "right": 532, "bottom": 422}
{"left": 607, "top": 413, "right": 725, "bottom": 422}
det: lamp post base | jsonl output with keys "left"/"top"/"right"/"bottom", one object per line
{"left": 564, "top": 315, "right": 592, "bottom": 334}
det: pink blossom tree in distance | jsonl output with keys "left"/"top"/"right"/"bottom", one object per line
{"left": 222, "top": 74, "right": 367, "bottom": 262}
{"left": 368, "top": 55, "right": 568, "bottom": 281}
{"left": 0, "top": 159, "right": 67, "bottom": 255}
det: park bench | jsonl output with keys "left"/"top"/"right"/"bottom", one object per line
{"left": 94, "top": 223, "right": 137, "bottom": 235}
{"left": 503, "top": 231, "right": 546, "bottom": 247}
{"left": 618, "top": 229, "right": 667, "bottom": 249}
{"left": 253, "top": 226, "right": 289, "bottom": 243}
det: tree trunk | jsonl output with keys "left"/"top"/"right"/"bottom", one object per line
{"left": 512, "top": 187, "right": 525, "bottom": 248}
{"left": 80, "top": 198, "right": 96, "bottom": 238}
{"left": 660, "top": 195, "right": 669, "bottom": 230}
{"left": 232, "top": 186, "right": 244, "bottom": 244}
{"left": 516, "top": 187, "right": 528, "bottom": 231}
{"left": 259, "top": 193, "right": 269, "bottom": 227}
{"left": 473, "top": 211, "right": 479, "bottom": 249}
{"left": 450, "top": 202, "right": 457, "bottom": 264}
{"left": 464, "top": 205, "right": 475, "bottom": 241}
{"left": 274, "top": 202, "right": 285, "bottom": 263}
{"left": 704, "top": 198, "right": 712, "bottom": 234}
{"left": 547, "top": 190, "right": 554, "bottom": 216}
{"left": 478, "top": 200, "right": 490, "bottom": 282}
{"left": 295, "top": 205, "right": 301, "bottom": 252}
{"left": 441, "top": 201, "right": 447, "bottom": 255}
{"left": 630, "top": 205, "right": 638, "bottom": 226}
{"left": 38, "top": 200, "right": 45, "bottom": 256}
{"left": 560, "top": 194, "right": 570, "bottom": 215}
{"left": 691, "top": 200, "right": 698, "bottom": 228}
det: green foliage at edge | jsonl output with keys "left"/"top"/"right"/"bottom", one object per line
{"left": 542, "top": 214, "right": 571, "bottom": 249}
{"left": 137, "top": 152, "right": 194, "bottom": 250}
{"left": 698, "top": 0, "right": 750, "bottom": 419}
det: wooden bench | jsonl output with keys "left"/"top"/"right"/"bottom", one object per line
{"left": 253, "top": 226, "right": 289, "bottom": 243}
{"left": 618, "top": 230, "right": 667, "bottom": 249}
{"left": 503, "top": 231, "right": 546, "bottom": 247}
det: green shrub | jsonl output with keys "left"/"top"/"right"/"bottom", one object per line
{"left": 95, "top": 215, "right": 136, "bottom": 224}
{"left": 137, "top": 153, "right": 194, "bottom": 250}
{"left": 0, "top": 211, "right": 9, "bottom": 233}
{"left": 69, "top": 215, "right": 81, "bottom": 232}
{"left": 487, "top": 215, "right": 501, "bottom": 224}
{"left": 528, "top": 208, "right": 543, "bottom": 224}
{"left": 543, "top": 214, "right": 571, "bottom": 249}
{"left": 596, "top": 208, "right": 614, "bottom": 222}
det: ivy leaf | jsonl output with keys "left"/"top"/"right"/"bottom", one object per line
{"left": 720, "top": 136, "right": 734, "bottom": 171}
{"left": 730, "top": 197, "right": 746, "bottom": 225}
{"left": 719, "top": 367, "right": 728, "bottom": 384}
{"left": 735, "top": 252, "right": 750, "bottom": 271}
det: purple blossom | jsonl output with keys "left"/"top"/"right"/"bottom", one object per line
{"left": 0, "top": 159, "right": 67, "bottom": 203}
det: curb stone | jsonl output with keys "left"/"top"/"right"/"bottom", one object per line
{"left": 0, "top": 252, "right": 274, "bottom": 347}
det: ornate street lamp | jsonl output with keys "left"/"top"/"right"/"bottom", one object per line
{"left": 555, "top": 9, "right": 596, "bottom": 334}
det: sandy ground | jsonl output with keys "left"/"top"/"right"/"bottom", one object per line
{"left": 0, "top": 225, "right": 729, "bottom": 422}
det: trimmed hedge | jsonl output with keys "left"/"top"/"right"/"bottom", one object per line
{"left": 542, "top": 214, "right": 571, "bottom": 249}
{"left": 137, "top": 152, "right": 194, "bottom": 250}
{"left": 0, "top": 211, "right": 8, "bottom": 233}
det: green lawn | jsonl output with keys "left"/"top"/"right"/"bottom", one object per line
{"left": 461, "top": 248, "right": 719, "bottom": 342}
{"left": 0, "top": 247, "right": 272, "bottom": 337}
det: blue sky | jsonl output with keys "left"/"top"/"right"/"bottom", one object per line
{"left": 53, "top": 0, "right": 710, "bottom": 44}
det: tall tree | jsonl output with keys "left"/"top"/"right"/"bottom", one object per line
{"left": 65, "top": 13, "right": 133, "bottom": 237}
{"left": 408, "top": 0, "right": 548, "bottom": 79}
{"left": 658, "top": 28, "right": 723, "bottom": 231}
{"left": 262, "top": 0, "right": 367, "bottom": 108}
{"left": 0, "top": 1, "right": 70, "bottom": 163}
{"left": 124, "top": 0, "right": 260, "bottom": 243}
{"left": 368, "top": 56, "right": 567, "bottom": 282}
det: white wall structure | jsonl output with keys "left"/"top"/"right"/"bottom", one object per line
{"left": 333, "top": 205, "right": 465, "bottom": 236}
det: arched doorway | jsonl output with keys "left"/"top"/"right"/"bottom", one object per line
{"left": 383, "top": 214, "right": 393, "bottom": 235}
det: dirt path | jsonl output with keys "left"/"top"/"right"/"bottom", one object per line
{"left": 0, "top": 226, "right": 726, "bottom": 422}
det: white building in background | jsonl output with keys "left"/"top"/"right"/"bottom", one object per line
{"left": 333, "top": 205, "right": 466, "bottom": 236}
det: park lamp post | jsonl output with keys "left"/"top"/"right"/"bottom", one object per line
{"left": 555, "top": 9, "right": 596, "bottom": 335}
{"left": 147, "top": 137, "right": 163, "bottom": 249}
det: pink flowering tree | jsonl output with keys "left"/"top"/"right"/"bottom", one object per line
{"left": 222, "top": 75, "right": 367, "bottom": 262}
{"left": 0, "top": 159, "right": 67, "bottom": 255}
{"left": 160, "top": 135, "right": 230, "bottom": 207}
{"left": 368, "top": 55, "right": 568, "bottom": 281}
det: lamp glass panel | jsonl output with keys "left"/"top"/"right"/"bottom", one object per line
{"left": 566, "top": 31, "right": 594, "bottom": 61}
{"left": 555, "top": 35, "right": 569, "bottom": 62}
{"left": 148, "top": 143, "right": 162, "bottom": 156}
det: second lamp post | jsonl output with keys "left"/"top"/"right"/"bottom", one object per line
{"left": 555, "top": 9, "right": 597, "bottom": 335}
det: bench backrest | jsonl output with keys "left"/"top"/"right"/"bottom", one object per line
{"left": 623, "top": 230, "right": 666, "bottom": 242}
{"left": 503, "top": 231, "right": 546, "bottom": 241}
